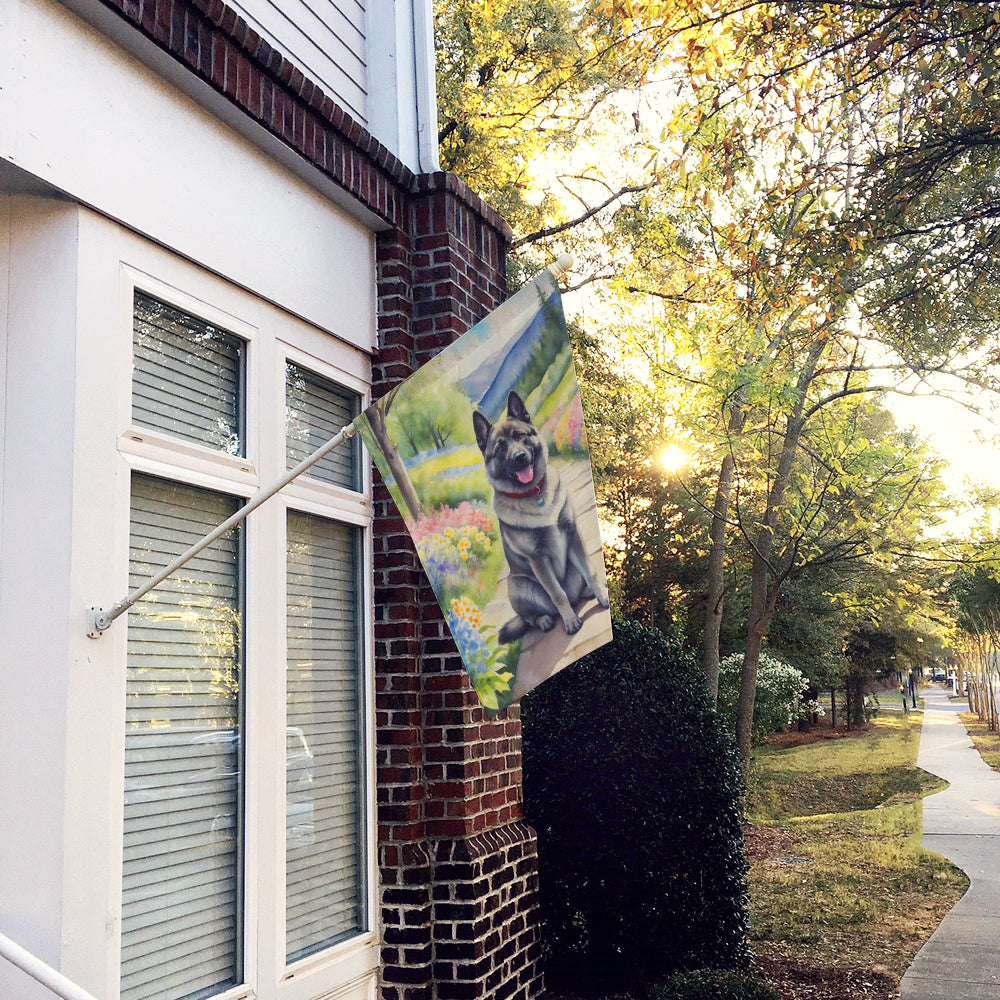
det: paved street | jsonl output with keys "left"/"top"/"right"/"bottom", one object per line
{"left": 900, "top": 688, "right": 1000, "bottom": 999}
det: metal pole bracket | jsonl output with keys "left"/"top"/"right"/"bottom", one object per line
{"left": 86, "top": 606, "right": 110, "bottom": 639}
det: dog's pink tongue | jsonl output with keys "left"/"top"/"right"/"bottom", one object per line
{"left": 516, "top": 465, "right": 534, "bottom": 484}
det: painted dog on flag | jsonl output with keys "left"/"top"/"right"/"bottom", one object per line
{"left": 473, "top": 391, "right": 609, "bottom": 644}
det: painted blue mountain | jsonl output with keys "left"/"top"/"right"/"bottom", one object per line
{"left": 470, "top": 292, "right": 557, "bottom": 420}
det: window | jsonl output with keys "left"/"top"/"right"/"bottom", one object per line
{"left": 123, "top": 476, "right": 244, "bottom": 1000}
{"left": 121, "top": 286, "right": 371, "bottom": 1000}
{"left": 285, "top": 511, "right": 366, "bottom": 960}
{"left": 285, "top": 361, "right": 361, "bottom": 489}
{"left": 133, "top": 291, "right": 245, "bottom": 456}
{"left": 284, "top": 361, "right": 367, "bottom": 961}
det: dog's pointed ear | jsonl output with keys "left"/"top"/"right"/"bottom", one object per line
{"left": 507, "top": 391, "right": 532, "bottom": 424}
{"left": 473, "top": 411, "right": 492, "bottom": 453}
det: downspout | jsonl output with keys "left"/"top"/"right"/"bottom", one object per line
{"left": 411, "top": 0, "right": 440, "bottom": 173}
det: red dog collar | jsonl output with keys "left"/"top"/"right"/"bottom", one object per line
{"left": 499, "top": 475, "right": 546, "bottom": 504}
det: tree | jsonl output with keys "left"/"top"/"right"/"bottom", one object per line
{"left": 434, "top": 0, "right": 1000, "bottom": 765}
{"left": 386, "top": 381, "right": 472, "bottom": 457}
{"left": 678, "top": 3, "right": 1000, "bottom": 356}
{"left": 590, "top": 31, "right": 987, "bottom": 762}
{"left": 435, "top": 0, "right": 670, "bottom": 276}
{"left": 949, "top": 563, "right": 1000, "bottom": 731}
{"left": 844, "top": 628, "right": 896, "bottom": 729}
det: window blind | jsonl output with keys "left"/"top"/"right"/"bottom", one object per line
{"left": 133, "top": 291, "right": 245, "bottom": 456}
{"left": 285, "top": 511, "right": 366, "bottom": 962}
{"left": 122, "top": 474, "right": 244, "bottom": 1000}
{"left": 285, "top": 362, "right": 360, "bottom": 490}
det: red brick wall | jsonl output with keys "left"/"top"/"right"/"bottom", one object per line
{"left": 373, "top": 185, "right": 542, "bottom": 1000}
{"left": 94, "top": 2, "right": 543, "bottom": 997}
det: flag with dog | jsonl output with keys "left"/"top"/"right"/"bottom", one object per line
{"left": 354, "top": 263, "right": 612, "bottom": 715}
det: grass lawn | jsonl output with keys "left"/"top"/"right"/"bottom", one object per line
{"left": 746, "top": 712, "right": 968, "bottom": 998}
{"left": 958, "top": 711, "right": 1000, "bottom": 771}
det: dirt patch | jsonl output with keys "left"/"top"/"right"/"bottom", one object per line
{"left": 743, "top": 824, "right": 804, "bottom": 862}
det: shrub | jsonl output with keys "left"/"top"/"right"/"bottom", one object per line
{"left": 718, "top": 651, "right": 808, "bottom": 743}
{"left": 521, "top": 619, "right": 750, "bottom": 990}
{"left": 653, "top": 970, "right": 784, "bottom": 1000}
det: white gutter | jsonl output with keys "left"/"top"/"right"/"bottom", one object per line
{"left": 0, "top": 933, "right": 101, "bottom": 1000}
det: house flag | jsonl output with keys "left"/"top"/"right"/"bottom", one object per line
{"left": 354, "top": 265, "right": 613, "bottom": 715}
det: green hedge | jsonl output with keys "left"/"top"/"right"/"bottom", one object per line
{"left": 654, "top": 970, "right": 783, "bottom": 1000}
{"left": 521, "top": 619, "right": 750, "bottom": 989}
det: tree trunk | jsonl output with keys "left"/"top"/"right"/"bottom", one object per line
{"left": 847, "top": 674, "right": 866, "bottom": 729}
{"left": 735, "top": 430, "right": 803, "bottom": 765}
{"left": 702, "top": 395, "right": 747, "bottom": 708}
{"left": 734, "top": 333, "right": 826, "bottom": 771}
{"left": 703, "top": 451, "right": 737, "bottom": 707}
{"left": 736, "top": 548, "right": 773, "bottom": 765}
{"left": 990, "top": 665, "right": 999, "bottom": 733}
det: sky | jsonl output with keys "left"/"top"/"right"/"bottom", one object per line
{"left": 889, "top": 390, "right": 1000, "bottom": 537}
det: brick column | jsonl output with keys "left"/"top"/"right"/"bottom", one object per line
{"left": 373, "top": 177, "right": 542, "bottom": 1000}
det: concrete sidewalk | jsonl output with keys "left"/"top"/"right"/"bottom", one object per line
{"left": 900, "top": 688, "right": 1000, "bottom": 1000}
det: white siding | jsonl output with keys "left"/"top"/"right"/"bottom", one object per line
{"left": 0, "top": 197, "right": 78, "bottom": 1000}
{"left": 232, "top": 0, "right": 368, "bottom": 125}
{"left": 0, "top": 0, "right": 377, "bottom": 351}
{"left": 226, "top": 0, "right": 441, "bottom": 173}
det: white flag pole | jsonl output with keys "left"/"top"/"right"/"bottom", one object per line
{"left": 87, "top": 424, "right": 357, "bottom": 637}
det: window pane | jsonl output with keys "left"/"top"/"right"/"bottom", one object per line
{"left": 133, "top": 291, "right": 245, "bottom": 456}
{"left": 286, "top": 511, "right": 366, "bottom": 962}
{"left": 286, "top": 362, "right": 361, "bottom": 490}
{"left": 123, "top": 474, "right": 244, "bottom": 1000}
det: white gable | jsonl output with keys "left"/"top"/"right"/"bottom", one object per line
{"left": 230, "top": 0, "right": 440, "bottom": 173}
{"left": 232, "top": 0, "right": 367, "bottom": 123}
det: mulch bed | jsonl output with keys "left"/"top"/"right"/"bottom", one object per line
{"left": 766, "top": 714, "right": 873, "bottom": 750}
{"left": 752, "top": 949, "right": 898, "bottom": 1000}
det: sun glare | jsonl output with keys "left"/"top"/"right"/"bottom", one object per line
{"left": 658, "top": 444, "right": 689, "bottom": 473}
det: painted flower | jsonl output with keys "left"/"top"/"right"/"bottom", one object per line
{"left": 451, "top": 596, "right": 483, "bottom": 629}
{"left": 447, "top": 613, "right": 492, "bottom": 675}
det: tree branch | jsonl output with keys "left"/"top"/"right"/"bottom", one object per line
{"left": 510, "top": 182, "right": 655, "bottom": 249}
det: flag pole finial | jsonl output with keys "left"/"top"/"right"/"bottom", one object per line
{"left": 548, "top": 253, "right": 575, "bottom": 279}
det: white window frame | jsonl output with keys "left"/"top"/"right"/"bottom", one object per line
{"left": 114, "top": 259, "right": 377, "bottom": 1000}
